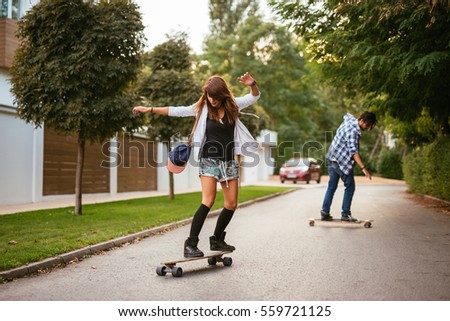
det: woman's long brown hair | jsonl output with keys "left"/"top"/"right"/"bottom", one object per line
{"left": 195, "top": 76, "right": 239, "bottom": 124}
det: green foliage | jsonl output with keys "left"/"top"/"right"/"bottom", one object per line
{"left": 137, "top": 34, "right": 202, "bottom": 142}
{"left": 376, "top": 148, "right": 404, "bottom": 180}
{"left": 403, "top": 136, "right": 450, "bottom": 201}
{"left": 0, "top": 186, "right": 292, "bottom": 271}
{"left": 10, "top": 0, "right": 145, "bottom": 142}
{"left": 403, "top": 148, "right": 427, "bottom": 193}
{"left": 144, "top": 32, "right": 191, "bottom": 72}
{"left": 272, "top": 0, "right": 450, "bottom": 145}
{"left": 208, "top": 0, "right": 260, "bottom": 36}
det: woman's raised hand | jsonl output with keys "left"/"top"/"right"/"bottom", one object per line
{"left": 237, "top": 72, "right": 255, "bottom": 86}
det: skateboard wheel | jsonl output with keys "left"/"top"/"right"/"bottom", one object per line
{"left": 223, "top": 257, "right": 232, "bottom": 267}
{"left": 171, "top": 266, "right": 183, "bottom": 277}
{"left": 156, "top": 265, "right": 167, "bottom": 276}
{"left": 208, "top": 257, "right": 218, "bottom": 265}
{"left": 364, "top": 222, "right": 372, "bottom": 228}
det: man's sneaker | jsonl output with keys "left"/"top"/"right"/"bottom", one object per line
{"left": 341, "top": 215, "right": 358, "bottom": 222}
{"left": 320, "top": 211, "right": 333, "bottom": 221}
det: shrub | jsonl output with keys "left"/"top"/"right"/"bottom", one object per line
{"left": 376, "top": 148, "right": 404, "bottom": 179}
{"left": 403, "top": 136, "right": 450, "bottom": 201}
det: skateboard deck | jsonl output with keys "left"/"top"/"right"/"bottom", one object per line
{"left": 309, "top": 218, "right": 373, "bottom": 228}
{"left": 156, "top": 251, "right": 233, "bottom": 277}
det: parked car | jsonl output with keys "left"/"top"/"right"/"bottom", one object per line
{"left": 279, "top": 158, "right": 321, "bottom": 184}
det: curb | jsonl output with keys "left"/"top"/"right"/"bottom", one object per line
{"left": 0, "top": 188, "right": 298, "bottom": 281}
{"left": 421, "top": 194, "right": 450, "bottom": 206}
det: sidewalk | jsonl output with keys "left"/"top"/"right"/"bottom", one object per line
{"left": 0, "top": 188, "right": 201, "bottom": 215}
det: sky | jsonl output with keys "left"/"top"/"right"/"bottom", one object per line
{"left": 135, "top": 0, "right": 211, "bottom": 54}
{"left": 134, "top": 0, "right": 274, "bottom": 54}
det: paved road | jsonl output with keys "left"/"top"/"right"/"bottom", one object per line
{"left": 1, "top": 183, "right": 449, "bottom": 300}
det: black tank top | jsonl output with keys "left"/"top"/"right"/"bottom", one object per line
{"left": 202, "top": 114, "right": 235, "bottom": 161}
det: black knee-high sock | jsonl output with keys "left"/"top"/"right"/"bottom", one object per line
{"left": 214, "top": 208, "right": 235, "bottom": 238}
{"left": 189, "top": 204, "right": 210, "bottom": 237}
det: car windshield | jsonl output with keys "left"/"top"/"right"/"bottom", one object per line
{"left": 285, "top": 159, "right": 310, "bottom": 167}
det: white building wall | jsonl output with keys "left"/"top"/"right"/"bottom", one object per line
{"left": 0, "top": 73, "right": 14, "bottom": 106}
{"left": 0, "top": 1, "right": 44, "bottom": 205}
{"left": 0, "top": 109, "right": 43, "bottom": 205}
{"left": 109, "top": 137, "right": 118, "bottom": 195}
{"left": 241, "top": 130, "right": 277, "bottom": 184}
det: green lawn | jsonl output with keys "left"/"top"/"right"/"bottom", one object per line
{"left": 0, "top": 186, "right": 293, "bottom": 271}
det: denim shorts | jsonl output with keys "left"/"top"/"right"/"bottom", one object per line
{"left": 199, "top": 158, "right": 239, "bottom": 183}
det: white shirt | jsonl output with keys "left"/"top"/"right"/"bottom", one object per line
{"left": 168, "top": 92, "right": 261, "bottom": 162}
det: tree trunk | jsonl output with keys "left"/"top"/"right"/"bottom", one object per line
{"left": 401, "top": 146, "right": 408, "bottom": 159}
{"left": 370, "top": 133, "right": 383, "bottom": 159}
{"left": 167, "top": 142, "right": 175, "bottom": 200}
{"left": 169, "top": 171, "right": 175, "bottom": 200}
{"left": 75, "top": 137, "right": 85, "bottom": 215}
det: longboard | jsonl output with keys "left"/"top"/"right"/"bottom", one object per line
{"left": 309, "top": 218, "right": 373, "bottom": 228}
{"left": 156, "top": 251, "right": 233, "bottom": 277}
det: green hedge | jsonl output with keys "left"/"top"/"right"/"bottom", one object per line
{"left": 377, "top": 148, "right": 404, "bottom": 180}
{"left": 403, "top": 136, "right": 450, "bottom": 201}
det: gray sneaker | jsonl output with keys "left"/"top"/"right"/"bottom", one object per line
{"left": 320, "top": 211, "right": 333, "bottom": 221}
{"left": 341, "top": 215, "right": 358, "bottom": 222}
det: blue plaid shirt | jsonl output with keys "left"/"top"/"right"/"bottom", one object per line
{"left": 327, "top": 113, "right": 361, "bottom": 175}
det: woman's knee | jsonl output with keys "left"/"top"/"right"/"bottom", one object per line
{"left": 202, "top": 198, "right": 215, "bottom": 208}
{"left": 224, "top": 201, "right": 237, "bottom": 211}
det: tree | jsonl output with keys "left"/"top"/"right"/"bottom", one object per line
{"left": 10, "top": 0, "right": 145, "bottom": 214}
{"left": 272, "top": 0, "right": 450, "bottom": 146}
{"left": 208, "top": 0, "right": 260, "bottom": 36}
{"left": 137, "top": 33, "right": 202, "bottom": 199}
{"left": 204, "top": 0, "right": 260, "bottom": 76}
